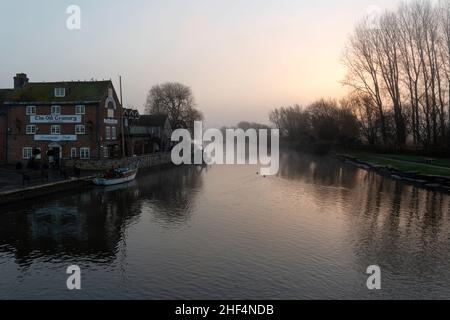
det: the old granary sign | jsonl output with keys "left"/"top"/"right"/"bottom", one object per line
{"left": 30, "top": 115, "right": 82, "bottom": 124}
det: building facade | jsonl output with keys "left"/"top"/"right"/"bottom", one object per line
{"left": 123, "top": 111, "right": 172, "bottom": 156}
{"left": 0, "top": 74, "right": 123, "bottom": 165}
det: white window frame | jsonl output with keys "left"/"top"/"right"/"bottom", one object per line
{"left": 54, "top": 88, "right": 66, "bottom": 97}
{"left": 51, "top": 105, "right": 61, "bottom": 115}
{"left": 105, "top": 126, "right": 111, "bottom": 140}
{"left": 22, "top": 147, "right": 33, "bottom": 159}
{"left": 26, "top": 125, "right": 36, "bottom": 135}
{"left": 51, "top": 125, "right": 61, "bottom": 135}
{"left": 75, "top": 105, "right": 85, "bottom": 115}
{"left": 75, "top": 125, "right": 85, "bottom": 135}
{"left": 26, "top": 105, "right": 36, "bottom": 116}
{"left": 111, "top": 126, "right": 117, "bottom": 140}
{"left": 80, "top": 148, "right": 90, "bottom": 160}
{"left": 70, "top": 148, "right": 78, "bottom": 159}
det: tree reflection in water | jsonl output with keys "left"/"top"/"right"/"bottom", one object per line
{"left": 1, "top": 152, "right": 450, "bottom": 299}
{"left": 277, "top": 151, "right": 450, "bottom": 297}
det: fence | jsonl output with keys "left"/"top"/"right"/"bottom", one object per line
{"left": 65, "top": 152, "right": 172, "bottom": 171}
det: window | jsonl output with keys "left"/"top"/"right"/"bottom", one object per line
{"left": 71, "top": 148, "right": 78, "bottom": 159}
{"left": 111, "top": 127, "right": 117, "bottom": 140}
{"left": 103, "top": 147, "right": 109, "bottom": 158}
{"left": 75, "top": 125, "right": 85, "bottom": 135}
{"left": 80, "top": 148, "right": 90, "bottom": 159}
{"left": 26, "top": 106, "right": 36, "bottom": 115}
{"left": 76, "top": 105, "right": 85, "bottom": 115}
{"left": 51, "top": 105, "right": 61, "bottom": 115}
{"left": 107, "top": 109, "right": 114, "bottom": 118}
{"left": 23, "top": 147, "right": 33, "bottom": 159}
{"left": 26, "top": 125, "right": 36, "bottom": 135}
{"left": 54, "top": 88, "right": 66, "bottom": 97}
{"left": 105, "top": 126, "right": 111, "bottom": 140}
{"left": 51, "top": 125, "right": 61, "bottom": 135}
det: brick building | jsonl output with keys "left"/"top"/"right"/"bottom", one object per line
{"left": 124, "top": 113, "right": 172, "bottom": 155}
{"left": 0, "top": 73, "right": 123, "bottom": 165}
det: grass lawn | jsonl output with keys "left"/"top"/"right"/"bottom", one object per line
{"left": 349, "top": 152, "right": 450, "bottom": 177}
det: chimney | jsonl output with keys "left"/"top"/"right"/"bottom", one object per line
{"left": 14, "top": 73, "right": 29, "bottom": 89}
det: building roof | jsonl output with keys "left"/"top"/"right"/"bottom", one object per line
{"left": 123, "top": 108, "right": 140, "bottom": 119}
{"left": 128, "top": 114, "right": 170, "bottom": 136}
{"left": 0, "top": 89, "right": 14, "bottom": 102}
{"left": 1, "top": 80, "right": 114, "bottom": 104}
{"left": 136, "top": 114, "right": 169, "bottom": 127}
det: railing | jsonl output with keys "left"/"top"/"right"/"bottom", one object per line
{"left": 65, "top": 152, "right": 172, "bottom": 171}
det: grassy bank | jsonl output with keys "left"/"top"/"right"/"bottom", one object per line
{"left": 348, "top": 152, "right": 450, "bottom": 177}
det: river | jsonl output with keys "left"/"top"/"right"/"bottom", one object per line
{"left": 1, "top": 151, "right": 450, "bottom": 299}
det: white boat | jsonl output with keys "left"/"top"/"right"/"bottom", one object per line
{"left": 93, "top": 167, "right": 138, "bottom": 186}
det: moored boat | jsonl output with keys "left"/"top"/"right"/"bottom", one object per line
{"left": 93, "top": 167, "right": 139, "bottom": 186}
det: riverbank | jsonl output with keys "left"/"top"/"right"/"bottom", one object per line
{"left": 337, "top": 153, "right": 450, "bottom": 193}
{"left": 0, "top": 175, "right": 95, "bottom": 206}
{"left": 0, "top": 153, "right": 174, "bottom": 206}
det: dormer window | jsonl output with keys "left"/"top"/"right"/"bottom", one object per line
{"left": 54, "top": 87, "right": 66, "bottom": 97}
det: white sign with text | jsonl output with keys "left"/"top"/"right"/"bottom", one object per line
{"left": 34, "top": 135, "right": 77, "bottom": 142}
{"left": 30, "top": 115, "right": 82, "bottom": 124}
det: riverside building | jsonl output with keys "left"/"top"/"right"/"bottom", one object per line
{"left": 0, "top": 74, "right": 123, "bottom": 165}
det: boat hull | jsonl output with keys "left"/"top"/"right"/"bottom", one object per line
{"left": 93, "top": 170, "right": 137, "bottom": 186}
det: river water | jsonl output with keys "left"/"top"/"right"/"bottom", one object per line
{"left": 1, "top": 151, "right": 450, "bottom": 299}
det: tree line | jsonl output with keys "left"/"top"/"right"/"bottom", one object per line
{"left": 343, "top": 0, "right": 450, "bottom": 151}
{"left": 269, "top": 99, "right": 360, "bottom": 153}
{"left": 271, "top": 0, "right": 450, "bottom": 155}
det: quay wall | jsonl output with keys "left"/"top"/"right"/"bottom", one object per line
{"left": 0, "top": 176, "right": 94, "bottom": 206}
{"left": 0, "top": 153, "right": 173, "bottom": 206}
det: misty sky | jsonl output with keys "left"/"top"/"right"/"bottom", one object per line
{"left": 0, "top": 0, "right": 400, "bottom": 128}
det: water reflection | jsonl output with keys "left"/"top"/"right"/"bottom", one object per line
{"left": 1, "top": 151, "right": 450, "bottom": 298}
{"left": 0, "top": 166, "right": 204, "bottom": 267}
{"left": 277, "top": 152, "right": 450, "bottom": 297}
{"left": 136, "top": 166, "right": 205, "bottom": 228}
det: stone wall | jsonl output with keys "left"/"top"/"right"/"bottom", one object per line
{"left": 65, "top": 152, "right": 172, "bottom": 171}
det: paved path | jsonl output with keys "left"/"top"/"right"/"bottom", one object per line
{"left": 0, "top": 166, "right": 96, "bottom": 192}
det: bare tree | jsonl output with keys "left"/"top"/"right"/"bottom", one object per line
{"left": 398, "top": 2, "right": 422, "bottom": 145}
{"left": 343, "top": 0, "right": 450, "bottom": 150}
{"left": 375, "top": 12, "right": 406, "bottom": 146}
{"left": 438, "top": 0, "right": 450, "bottom": 143}
{"left": 342, "top": 19, "right": 388, "bottom": 145}
{"left": 343, "top": 92, "right": 378, "bottom": 145}
{"left": 269, "top": 99, "right": 359, "bottom": 148}
{"left": 144, "top": 82, "right": 203, "bottom": 128}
